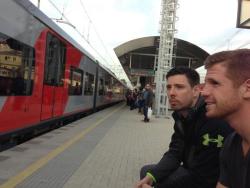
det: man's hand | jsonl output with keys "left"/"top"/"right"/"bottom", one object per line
{"left": 216, "top": 182, "right": 228, "bottom": 188}
{"left": 142, "top": 184, "right": 152, "bottom": 188}
{"left": 134, "top": 175, "right": 153, "bottom": 188}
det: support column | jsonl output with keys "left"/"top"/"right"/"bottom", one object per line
{"left": 154, "top": 0, "right": 178, "bottom": 118}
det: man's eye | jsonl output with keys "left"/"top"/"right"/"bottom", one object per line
{"left": 176, "top": 85, "right": 184, "bottom": 89}
{"left": 211, "top": 80, "right": 220, "bottom": 85}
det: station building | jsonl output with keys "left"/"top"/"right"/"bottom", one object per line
{"left": 114, "top": 36, "right": 209, "bottom": 88}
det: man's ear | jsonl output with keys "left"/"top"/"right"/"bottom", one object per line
{"left": 243, "top": 79, "right": 250, "bottom": 99}
{"left": 193, "top": 84, "right": 201, "bottom": 97}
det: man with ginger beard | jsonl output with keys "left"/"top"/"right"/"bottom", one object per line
{"left": 135, "top": 67, "right": 232, "bottom": 188}
{"left": 202, "top": 49, "right": 250, "bottom": 188}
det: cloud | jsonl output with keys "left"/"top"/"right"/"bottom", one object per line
{"left": 176, "top": 0, "right": 239, "bottom": 53}
{"left": 79, "top": 0, "right": 161, "bottom": 47}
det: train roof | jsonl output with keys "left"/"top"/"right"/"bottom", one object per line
{"left": 15, "top": 0, "right": 127, "bottom": 89}
{"left": 15, "top": 0, "right": 96, "bottom": 62}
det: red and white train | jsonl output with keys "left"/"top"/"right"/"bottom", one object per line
{"left": 0, "top": 0, "right": 127, "bottom": 147}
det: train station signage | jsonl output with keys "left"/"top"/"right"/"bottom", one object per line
{"left": 130, "top": 68, "right": 155, "bottom": 76}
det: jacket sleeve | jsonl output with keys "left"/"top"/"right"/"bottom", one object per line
{"left": 148, "top": 125, "right": 184, "bottom": 183}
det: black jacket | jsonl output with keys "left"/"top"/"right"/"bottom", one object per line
{"left": 143, "top": 89, "right": 154, "bottom": 107}
{"left": 149, "top": 96, "right": 233, "bottom": 188}
{"left": 219, "top": 132, "right": 250, "bottom": 188}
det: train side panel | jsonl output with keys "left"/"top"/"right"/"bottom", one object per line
{"left": 63, "top": 56, "right": 97, "bottom": 114}
{"left": 0, "top": 0, "right": 126, "bottom": 141}
{"left": 0, "top": 1, "right": 46, "bottom": 132}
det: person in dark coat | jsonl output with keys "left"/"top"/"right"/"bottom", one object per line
{"left": 142, "top": 84, "right": 153, "bottom": 122}
{"left": 135, "top": 67, "right": 233, "bottom": 188}
{"left": 137, "top": 88, "right": 144, "bottom": 113}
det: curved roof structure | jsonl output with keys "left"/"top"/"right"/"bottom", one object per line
{"left": 114, "top": 36, "right": 209, "bottom": 70}
{"left": 114, "top": 36, "right": 210, "bottom": 87}
{"left": 115, "top": 36, "right": 157, "bottom": 58}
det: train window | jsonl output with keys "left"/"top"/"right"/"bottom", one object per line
{"left": 44, "top": 33, "right": 66, "bottom": 86}
{"left": 113, "top": 81, "right": 121, "bottom": 94}
{"left": 99, "top": 78, "right": 105, "bottom": 96}
{"left": 84, "top": 72, "right": 94, "bottom": 96}
{"left": 69, "top": 67, "right": 83, "bottom": 95}
{"left": 104, "top": 75, "right": 113, "bottom": 98}
{"left": 104, "top": 76, "right": 111, "bottom": 93}
{"left": 0, "top": 32, "right": 35, "bottom": 96}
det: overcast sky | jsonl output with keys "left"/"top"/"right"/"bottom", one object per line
{"left": 30, "top": 0, "right": 250, "bottom": 83}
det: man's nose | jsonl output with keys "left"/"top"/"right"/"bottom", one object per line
{"left": 167, "top": 88, "right": 176, "bottom": 96}
{"left": 201, "top": 85, "right": 209, "bottom": 97}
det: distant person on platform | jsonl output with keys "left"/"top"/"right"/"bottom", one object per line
{"left": 142, "top": 84, "right": 153, "bottom": 122}
{"left": 135, "top": 67, "right": 233, "bottom": 188}
{"left": 202, "top": 49, "right": 250, "bottom": 188}
{"left": 137, "top": 88, "right": 144, "bottom": 113}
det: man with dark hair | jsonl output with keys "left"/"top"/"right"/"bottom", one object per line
{"left": 135, "top": 67, "right": 232, "bottom": 188}
{"left": 202, "top": 49, "right": 250, "bottom": 188}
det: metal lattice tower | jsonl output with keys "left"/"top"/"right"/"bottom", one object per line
{"left": 154, "top": 0, "right": 178, "bottom": 118}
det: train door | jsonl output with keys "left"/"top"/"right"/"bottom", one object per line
{"left": 41, "top": 33, "right": 66, "bottom": 120}
{"left": 93, "top": 66, "right": 98, "bottom": 111}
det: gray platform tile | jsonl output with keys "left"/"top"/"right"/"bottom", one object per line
{"left": 27, "top": 140, "right": 43, "bottom": 145}
{"left": 51, "top": 131, "right": 62, "bottom": 134}
{"left": 9, "top": 147, "right": 28, "bottom": 152}
{"left": 0, "top": 178, "right": 7, "bottom": 185}
{"left": 63, "top": 106, "right": 172, "bottom": 188}
{"left": 39, "top": 135, "right": 53, "bottom": 139}
{"left": 58, "top": 127, "right": 69, "bottom": 131}
{"left": 66, "top": 124, "right": 75, "bottom": 127}
{"left": 16, "top": 107, "right": 125, "bottom": 188}
{"left": 0, "top": 156, "right": 10, "bottom": 161}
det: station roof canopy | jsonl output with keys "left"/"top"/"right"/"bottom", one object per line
{"left": 114, "top": 36, "right": 209, "bottom": 70}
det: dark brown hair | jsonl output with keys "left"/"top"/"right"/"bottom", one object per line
{"left": 166, "top": 67, "right": 200, "bottom": 87}
{"left": 204, "top": 49, "right": 250, "bottom": 86}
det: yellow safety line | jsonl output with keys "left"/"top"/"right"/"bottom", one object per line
{"left": 0, "top": 104, "right": 124, "bottom": 188}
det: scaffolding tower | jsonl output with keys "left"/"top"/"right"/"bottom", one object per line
{"left": 154, "top": 0, "right": 178, "bottom": 118}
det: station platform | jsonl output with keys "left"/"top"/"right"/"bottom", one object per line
{"left": 0, "top": 103, "right": 174, "bottom": 188}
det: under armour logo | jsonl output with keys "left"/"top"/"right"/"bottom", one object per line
{"left": 202, "top": 134, "right": 224, "bottom": 147}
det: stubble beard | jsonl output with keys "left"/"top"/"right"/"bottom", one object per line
{"left": 206, "top": 100, "right": 240, "bottom": 121}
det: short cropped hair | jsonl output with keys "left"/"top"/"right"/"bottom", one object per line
{"left": 166, "top": 67, "right": 200, "bottom": 87}
{"left": 204, "top": 49, "right": 250, "bottom": 86}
